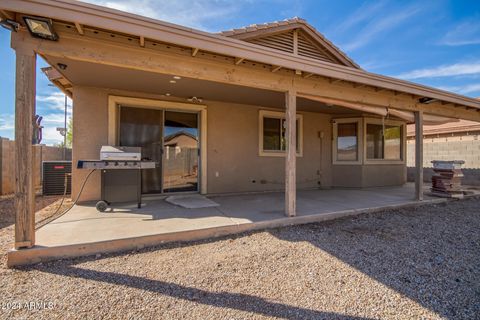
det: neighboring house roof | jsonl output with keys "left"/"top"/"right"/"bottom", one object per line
{"left": 407, "top": 120, "right": 480, "bottom": 137}
{"left": 219, "top": 17, "right": 360, "bottom": 69}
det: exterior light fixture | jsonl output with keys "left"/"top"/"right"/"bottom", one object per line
{"left": 23, "top": 16, "right": 58, "bottom": 41}
{"left": 173, "top": 76, "right": 181, "bottom": 80}
{"left": 418, "top": 97, "right": 436, "bottom": 104}
{"left": 169, "top": 80, "right": 176, "bottom": 83}
{"left": 0, "top": 19, "right": 20, "bottom": 32}
{"left": 165, "top": 93, "right": 171, "bottom": 96}
{"left": 187, "top": 97, "right": 203, "bottom": 103}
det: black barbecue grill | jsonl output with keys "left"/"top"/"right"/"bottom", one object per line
{"left": 77, "top": 146, "right": 156, "bottom": 212}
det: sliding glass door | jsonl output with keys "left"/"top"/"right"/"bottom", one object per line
{"left": 119, "top": 106, "right": 199, "bottom": 194}
{"left": 163, "top": 111, "right": 199, "bottom": 192}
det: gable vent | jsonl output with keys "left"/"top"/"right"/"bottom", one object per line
{"left": 297, "top": 31, "right": 338, "bottom": 63}
{"left": 247, "top": 31, "right": 294, "bottom": 54}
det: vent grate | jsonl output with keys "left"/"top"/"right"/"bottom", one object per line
{"left": 42, "top": 161, "right": 72, "bottom": 196}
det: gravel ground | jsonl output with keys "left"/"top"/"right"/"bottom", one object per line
{"left": 0, "top": 197, "right": 479, "bottom": 319}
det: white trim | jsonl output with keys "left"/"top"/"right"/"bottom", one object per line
{"left": 363, "top": 117, "right": 406, "bottom": 165}
{"left": 332, "top": 117, "right": 363, "bottom": 165}
{"left": 107, "top": 95, "right": 208, "bottom": 194}
{"left": 258, "top": 109, "right": 303, "bottom": 157}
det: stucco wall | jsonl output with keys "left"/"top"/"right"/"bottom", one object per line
{"left": 206, "top": 102, "right": 332, "bottom": 194}
{"left": 332, "top": 164, "right": 406, "bottom": 188}
{"left": 72, "top": 86, "right": 109, "bottom": 201}
{"left": 71, "top": 86, "right": 406, "bottom": 201}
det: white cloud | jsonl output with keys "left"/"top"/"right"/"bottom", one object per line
{"left": 440, "top": 19, "right": 480, "bottom": 46}
{"left": 36, "top": 92, "right": 72, "bottom": 113}
{"left": 436, "top": 83, "right": 480, "bottom": 96}
{"left": 396, "top": 61, "right": 480, "bottom": 79}
{"left": 342, "top": 5, "right": 423, "bottom": 51}
{"left": 80, "top": 0, "right": 251, "bottom": 31}
{"left": 0, "top": 113, "right": 15, "bottom": 131}
{"left": 41, "top": 126, "right": 64, "bottom": 145}
{"left": 334, "top": 1, "right": 386, "bottom": 34}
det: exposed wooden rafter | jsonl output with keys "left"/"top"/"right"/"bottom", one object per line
{"left": 271, "top": 65, "right": 282, "bottom": 73}
{"left": 303, "top": 73, "right": 314, "bottom": 79}
{"left": 234, "top": 57, "right": 244, "bottom": 65}
{"left": 0, "top": 9, "right": 14, "bottom": 20}
{"left": 74, "top": 22, "right": 84, "bottom": 35}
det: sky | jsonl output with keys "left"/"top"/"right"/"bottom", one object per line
{"left": 1, "top": 0, "right": 479, "bottom": 145}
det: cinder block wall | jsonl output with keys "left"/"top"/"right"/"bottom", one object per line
{"left": 406, "top": 136, "right": 480, "bottom": 185}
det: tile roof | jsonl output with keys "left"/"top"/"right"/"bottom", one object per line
{"left": 218, "top": 17, "right": 306, "bottom": 36}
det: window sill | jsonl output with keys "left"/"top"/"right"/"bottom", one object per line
{"left": 259, "top": 151, "right": 303, "bottom": 157}
{"left": 364, "top": 159, "right": 405, "bottom": 165}
{"left": 332, "top": 161, "right": 362, "bottom": 165}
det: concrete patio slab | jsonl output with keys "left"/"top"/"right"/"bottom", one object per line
{"left": 8, "top": 184, "right": 447, "bottom": 266}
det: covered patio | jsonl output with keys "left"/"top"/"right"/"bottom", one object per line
{"left": 8, "top": 184, "right": 447, "bottom": 266}
{"left": 3, "top": 0, "right": 480, "bottom": 266}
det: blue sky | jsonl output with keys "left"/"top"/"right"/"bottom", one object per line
{"left": 1, "top": 0, "right": 480, "bottom": 145}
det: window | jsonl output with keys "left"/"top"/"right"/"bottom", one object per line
{"left": 333, "top": 118, "right": 362, "bottom": 164}
{"left": 366, "top": 122, "right": 403, "bottom": 161}
{"left": 337, "top": 123, "right": 358, "bottom": 161}
{"left": 259, "top": 110, "right": 302, "bottom": 156}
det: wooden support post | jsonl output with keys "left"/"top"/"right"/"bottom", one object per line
{"left": 14, "top": 48, "right": 36, "bottom": 249}
{"left": 414, "top": 110, "right": 424, "bottom": 201}
{"left": 285, "top": 90, "right": 296, "bottom": 217}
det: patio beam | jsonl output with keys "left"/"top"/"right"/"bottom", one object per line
{"left": 24, "top": 32, "right": 480, "bottom": 121}
{"left": 13, "top": 46, "right": 36, "bottom": 249}
{"left": 285, "top": 89, "right": 297, "bottom": 217}
{"left": 414, "top": 111, "right": 424, "bottom": 201}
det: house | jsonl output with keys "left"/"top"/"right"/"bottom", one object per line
{"left": 2, "top": 0, "right": 480, "bottom": 256}
{"left": 406, "top": 119, "right": 480, "bottom": 186}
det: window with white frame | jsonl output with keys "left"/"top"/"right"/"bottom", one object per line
{"left": 259, "top": 110, "right": 303, "bottom": 156}
{"left": 365, "top": 119, "right": 404, "bottom": 161}
{"left": 333, "top": 118, "right": 362, "bottom": 164}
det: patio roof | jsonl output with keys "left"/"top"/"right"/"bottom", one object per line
{"left": 1, "top": 0, "right": 480, "bottom": 110}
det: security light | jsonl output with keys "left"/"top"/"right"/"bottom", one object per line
{"left": 23, "top": 16, "right": 58, "bottom": 41}
{"left": 0, "top": 19, "right": 20, "bottom": 32}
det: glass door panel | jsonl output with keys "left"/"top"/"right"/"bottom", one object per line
{"left": 163, "top": 111, "right": 199, "bottom": 192}
{"left": 119, "top": 106, "right": 163, "bottom": 194}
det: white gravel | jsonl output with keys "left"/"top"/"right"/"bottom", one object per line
{"left": 0, "top": 197, "right": 479, "bottom": 319}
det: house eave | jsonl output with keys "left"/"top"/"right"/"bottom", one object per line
{"left": 2, "top": 0, "right": 480, "bottom": 110}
